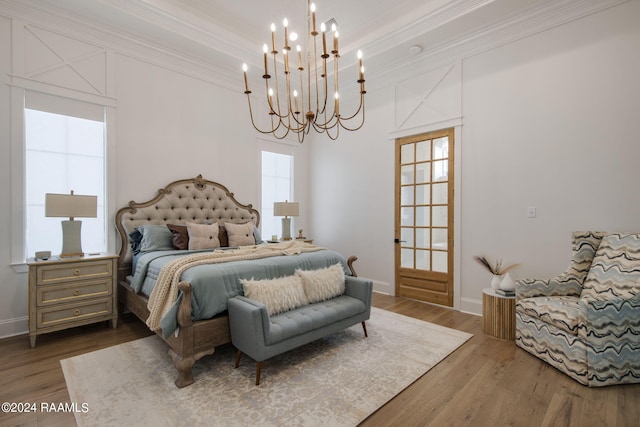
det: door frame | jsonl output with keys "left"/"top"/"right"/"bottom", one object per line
{"left": 394, "top": 127, "right": 457, "bottom": 307}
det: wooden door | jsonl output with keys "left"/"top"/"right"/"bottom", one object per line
{"left": 395, "top": 129, "right": 454, "bottom": 306}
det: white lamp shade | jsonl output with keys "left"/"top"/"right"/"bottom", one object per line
{"left": 45, "top": 193, "right": 97, "bottom": 218}
{"left": 273, "top": 201, "right": 299, "bottom": 217}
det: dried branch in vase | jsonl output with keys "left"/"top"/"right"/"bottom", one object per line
{"left": 473, "top": 255, "right": 520, "bottom": 275}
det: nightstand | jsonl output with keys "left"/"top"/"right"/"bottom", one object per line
{"left": 27, "top": 253, "right": 118, "bottom": 348}
{"left": 482, "top": 288, "right": 516, "bottom": 340}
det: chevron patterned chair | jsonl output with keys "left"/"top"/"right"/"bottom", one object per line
{"left": 515, "top": 231, "right": 640, "bottom": 386}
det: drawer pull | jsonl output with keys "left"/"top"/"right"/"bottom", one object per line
{"left": 73, "top": 309, "right": 81, "bottom": 316}
{"left": 73, "top": 289, "right": 80, "bottom": 296}
{"left": 74, "top": 269, "right": 80, "bottom": 276}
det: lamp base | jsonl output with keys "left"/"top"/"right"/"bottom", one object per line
{"left": 281, "top": 217, "right": 292, "bottom": 241}
{"left": 60, "top": 220, "right": 85, "bottom": 258}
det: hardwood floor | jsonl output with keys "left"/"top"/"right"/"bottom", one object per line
{"left": 1, "top": 294, "right": 638, "bottom": 426}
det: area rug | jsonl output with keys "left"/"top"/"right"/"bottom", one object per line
{"left": 61, "top": 307, "right": 472, "bottom": 427}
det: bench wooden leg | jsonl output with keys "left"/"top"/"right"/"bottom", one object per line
{"left": 234, "top": 350, "right": 242, "bottom": 369}
{"left": 362, "top": 321, "right": 368, "bottom": 338}
{"left": 256, "top": 361, "right": 263, "bottom": 386}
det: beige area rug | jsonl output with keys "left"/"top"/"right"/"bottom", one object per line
{"left": 61, "top": 308, "right": 472, "bottom": 427}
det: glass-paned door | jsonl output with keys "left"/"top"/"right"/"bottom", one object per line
{"left": 395, "top": 128, "right": 454, "bottom": 306}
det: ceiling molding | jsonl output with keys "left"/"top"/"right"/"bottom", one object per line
{"left": 0, "top": 0, "right": 242, "bottom": 90}
{"left": 1, "top": 0, "right": 631, "bottom": 97}
{"left": 364, "top": 0, "right": 630, "bottom": 86}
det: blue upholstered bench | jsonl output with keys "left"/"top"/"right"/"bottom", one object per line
{"left": 228, "top": 275, "right": 373, "bottom": 385}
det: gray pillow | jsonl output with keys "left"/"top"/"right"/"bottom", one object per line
{"left": 136, "top": 224, "right": 174, "bottom": 252}
{"left": 253, "top": 226, "right": 263, "bottom": 244}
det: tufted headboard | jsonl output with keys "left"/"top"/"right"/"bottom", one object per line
{"left": 114, "top": 175, "right": 260, "bottom": 280}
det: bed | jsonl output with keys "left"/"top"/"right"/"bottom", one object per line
{"left": 114, "top": 175, "right": 358, "bottom": 387}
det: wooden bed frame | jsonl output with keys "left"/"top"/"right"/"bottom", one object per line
{"left": 114, "top": 175, "right": 357, "bottom": 387}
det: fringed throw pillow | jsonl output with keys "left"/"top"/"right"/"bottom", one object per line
{"left": 296, "top": 263, "right": 346, "bottom": 304}
{"left": 241, "top": 275, "right": 309, "bottom": 315}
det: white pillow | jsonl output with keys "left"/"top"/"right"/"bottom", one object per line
{"left": 295, "top": 263, "right": 345, "bottom": 304}
{"left": 224, "top": 222, "right": 256, "bottom": 246}
{"left": 186, "top": 222, "right": 220, "bottom": 250}
{"left": 241, "top": 275, "right": 309, "bottom": 315}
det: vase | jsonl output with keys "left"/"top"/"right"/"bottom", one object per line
{"left": 499, "top": 272, "right": 515, "bottom": 291}
{"left": 490, "top": 274, "right": 503, "bottom": 290}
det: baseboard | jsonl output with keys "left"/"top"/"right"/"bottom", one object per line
{"left": 460, "top": 296, "right": 482, "bottom": 316}
{"left": 0, "top": 316, "right": 28, "bottom": 340}
{"left": 371, "top": 280, "right": 392, "bottom": 295}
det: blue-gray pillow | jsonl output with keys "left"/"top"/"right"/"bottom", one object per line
{"left": 253, "top": 226, "right": 263, "bottom": 244}
{"left": 136, "top": 224, "right": 174, "bottom": 252}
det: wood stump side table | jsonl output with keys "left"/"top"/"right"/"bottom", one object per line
{"left": 482, "top": 288, "right": 516, "bottom": 340}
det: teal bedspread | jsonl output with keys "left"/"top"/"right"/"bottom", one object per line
{"left": 129, "top": 246, "right": 351, "bottom": 338}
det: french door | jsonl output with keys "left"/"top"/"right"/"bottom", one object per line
{"left": 395, "top": 128, "right": 454, "bottom": 306}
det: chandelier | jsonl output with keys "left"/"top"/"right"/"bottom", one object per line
{"left": 242, "top": 0, "right": 366, "bottom": 142}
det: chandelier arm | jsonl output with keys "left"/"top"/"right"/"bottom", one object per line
{"left": 318, "top": 57, "right": 330, "bottom": 116}
{"left": 312, "top": 114, "right": 335, "bottom": 129}
{"left": 325, "top": 122, "right": 340, "bottom": 140}
{"left": 296, "top": 127, "right": 306, "bottom": 143}
{"left": 271, "top": 52, "right": 284, "bottom": 117}
{"left": 306, "top": 1, "right": 313, "bottom": 116}
{"left": 284, "top": 117, "right": 308, "bottom": 133}
{"left": 313, "top": 37, "right": 320, "bottom": 117}
{"left": 334, "top": 92, "right": 365, "bottom": 121}
{"left": 298, "top": 68, "right": 306, "bottom": 118}
{"left": 337, "top": 99, "right": 366, "bottom": 132}
{"left": 272, "top": 115, "right": 295, "bottom": 140}
{"left": 264, "top": 78, "right": 275, "bottom": 115}
{"left": 334, "top": 54, "right": 339, "bottom": 118}
{"left": 245, "top": 94, "right": 283, "bottom": 134}
{"left": 311, "top": 113, "right": 340, "bottom": 131}
{"left": 285, "top": 67, "right": 293, "bottom": 117}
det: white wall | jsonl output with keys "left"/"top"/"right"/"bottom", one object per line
{"left": 311, "top": 1, "right": 640, "bottom": 314}
{"left": 459, "top": 2, "right": 640, "bottom": 312}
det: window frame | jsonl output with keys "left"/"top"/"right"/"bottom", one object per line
{"left": 260, "top": 149, "right": 295, "bottom": 240}
{"left": 10, "top": 86, "right": 116, "bottom": 268}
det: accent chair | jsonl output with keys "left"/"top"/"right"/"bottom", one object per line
{"left": 515, "top": 231, "right": 640, "bottom": 386}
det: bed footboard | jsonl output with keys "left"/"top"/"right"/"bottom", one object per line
{"left": 119, "top": 280, "right": 229, "bottom": 388}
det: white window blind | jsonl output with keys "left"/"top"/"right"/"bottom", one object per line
{"left": 261, "top": 151, "right": 293, "bottom": 240}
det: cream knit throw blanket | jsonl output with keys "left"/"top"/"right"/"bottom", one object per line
{"left": 146, "top": 241, "right": 324, "bottom": 332}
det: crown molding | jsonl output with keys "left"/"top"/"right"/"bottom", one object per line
{"left": 0, "top": 0, "right": 631, "bottom": 96}
{"left": 363, "top": 0, "right": 630, "bottom": 86}
{"left": 0, "top": 0, "right": 242, "bottom": 91}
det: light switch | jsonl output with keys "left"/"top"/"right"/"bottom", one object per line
{"left": 527, "top": 207, "right": 537, "bottom": 218}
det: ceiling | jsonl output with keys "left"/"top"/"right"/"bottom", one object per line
{"left": 4, "top": 0, "right": 628, "bottom": 87}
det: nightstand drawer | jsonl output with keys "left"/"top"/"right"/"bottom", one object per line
{"left": 36, "top": 260, "right": 113, "bottom": 285}
{"left": 36, "top": 298, "right": 113, "bottom": 329}
{"left": 36, "top": 279, "right": 112, "bottom": 307}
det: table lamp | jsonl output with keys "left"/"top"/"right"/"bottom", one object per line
{"left": 273, "top": 201, "right": 299, "bottom": 240}
{"left": 45, "top": 191, "right": 97, "bottom": 257}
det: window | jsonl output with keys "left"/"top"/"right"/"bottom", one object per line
{"left": 24, "top": 92, "right": 106, "bottom": 259}
{"left": 261, "top": 151, "right": 294, "bottom": 240}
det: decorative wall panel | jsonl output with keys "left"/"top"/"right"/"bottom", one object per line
{"left": 394, "top": 62, "right": 462, "bottom": 133}
{"left": 14, "top": 23, "right": 111, "bottom": 98}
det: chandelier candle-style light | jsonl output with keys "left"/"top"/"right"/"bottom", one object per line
{"left": 242, "top": 0, "right": 366, "bottom": 142}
